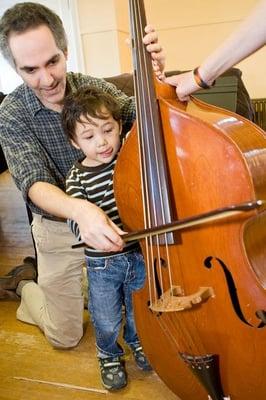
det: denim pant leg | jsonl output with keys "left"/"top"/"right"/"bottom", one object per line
{"left": 122, "top": 252, "right": 146, "bottom": 347}
{"left": 86, "top": 256, "right": 125, "bottom": 358}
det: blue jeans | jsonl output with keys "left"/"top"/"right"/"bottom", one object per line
{"left": 86, "top": 249, "right": 146, "bottom": 359}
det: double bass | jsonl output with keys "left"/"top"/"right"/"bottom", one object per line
{"left": 113, "top": 1, "right": 266, "bottom": 399}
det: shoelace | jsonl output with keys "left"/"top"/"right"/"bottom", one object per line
{"left": 102, "top": 360, "right": 120, "bottom": 368}
{"left": 133, "top": 346, "right": 143, "bottom": 355}
{"left": 101, "top": 357, "right": 121, "bottom": 370}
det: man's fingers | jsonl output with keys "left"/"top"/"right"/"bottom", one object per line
{"left": 110, "top": 220, "right": 127, "bottom": 236}
{"left": 143, "top": 25, "right": 158, "bottom": 45}
{"left": 144, "top": 24, "right": 155, "bottom": 35}
{"left": 143, "top": 33, "right": 158, "bottom": 45}
{"left": 82, "top": 227, "right": 124, "bottom": 252}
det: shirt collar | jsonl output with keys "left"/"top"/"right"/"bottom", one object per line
{"left": 25, "top": 86, "right": 43, "bottom": 116}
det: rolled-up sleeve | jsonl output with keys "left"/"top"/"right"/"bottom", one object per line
{"left": 0, "top": 82, "right": 84, "bottom": 216}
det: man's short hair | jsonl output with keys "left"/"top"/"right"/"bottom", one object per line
{"left": 62, "top": 86, "right": 122, "bottom": 142}
{"left": 0, "top": 2, "right": 68, "bottom": 68}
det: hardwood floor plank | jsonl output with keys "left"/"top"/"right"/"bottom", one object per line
{"left": 0, "top": 171, "right": 179, "bottom": 400}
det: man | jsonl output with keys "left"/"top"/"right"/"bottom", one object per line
{"left": 0, "top": 2, "right": 165, "bottom": 349}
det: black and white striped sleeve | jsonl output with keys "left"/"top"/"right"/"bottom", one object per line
{"left": 65, "top": 166, "right": 86, "bottom": 241}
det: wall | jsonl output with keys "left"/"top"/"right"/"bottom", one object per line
{"left": 145, "top": 0, "right": 266, "bottom": 98}
{"left": 77, "top": 0, "right": 131, "bottom": 77}
{"left": 77, "top": 0, "right": 266, "bottom": 98}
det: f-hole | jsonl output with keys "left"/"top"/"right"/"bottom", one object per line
{"left": 204, "top": 256, "right": 266, "bottom": 328}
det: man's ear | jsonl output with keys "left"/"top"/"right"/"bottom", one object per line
{"left": 70, "top": 138, "right": 80, "bottom": 150}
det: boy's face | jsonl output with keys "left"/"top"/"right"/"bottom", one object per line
{"left": 9, "top": 25, "right": 67, "bottom": 112}
{"left": 72, "top": 107, "right": 122, "bottom": 167}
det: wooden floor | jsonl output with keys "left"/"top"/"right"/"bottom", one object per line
{"left": 0, "top": 171, "right": 180, "bottom": 400}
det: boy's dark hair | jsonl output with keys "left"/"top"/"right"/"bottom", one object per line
{"left": 62, "top": 86, "right": 122, "bottom": 142}
{"left": 0, "top": 2, "right": 67, "bottom": 68}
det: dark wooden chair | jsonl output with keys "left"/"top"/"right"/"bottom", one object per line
{"left": 105, "top": 68, "right": 254, "bottom": 121}
{"left": 0, "top": 92, "right": 8, "bottom": 173}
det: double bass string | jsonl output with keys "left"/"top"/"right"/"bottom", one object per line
{"left": 130, "top": 0, "right": 195, "bottom": 322}
{"left": 130, "top": 0, "right": 175, "bottom": 305}
{"left": 130, "top": 0, "right": 206, "bottom": 357}
{"left": 131, "top": 2, "right": 197, "bottom": 354}
{"left": 130, "top": 0, "right": 157, "bottom": 305}
{"left": 130, "top": 0, "right": 162, "bottom": 304}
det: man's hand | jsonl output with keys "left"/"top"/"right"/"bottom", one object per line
{"left": 72, "top": 199, "right": 126, "bottom": 252}
{"left": 28, "top": 182, "right": 126, "bottom": 252}
{"left": 143, "top": 25, "right": 165, "bottom": 79}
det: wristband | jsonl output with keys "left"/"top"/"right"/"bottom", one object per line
{"left": 193, "top": 67, "right": 212, "bottom": 89}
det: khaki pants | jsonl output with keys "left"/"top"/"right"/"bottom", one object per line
{"left": 16, "top": 214, "right": 85, "bottom": 348}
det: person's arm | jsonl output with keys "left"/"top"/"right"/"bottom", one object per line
{"left": 65, "top": 166, "right": 126, "bottom": 251}
{"left": 0, "top": 99, "right": 124, "bottom": 252}
{"left": 165, "top": 0, "right": 266, "bottom": 101}
{"left": 28, "top": 181, "right": 125, "bottom": 252}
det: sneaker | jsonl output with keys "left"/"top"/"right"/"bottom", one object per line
{"left": 0, "top": 257, "right": 37, "bottom": 292}
{"left": 99, "top": 356, "right": 127, "bottom": 390}
{"left": 132, "top": 345, "right": 152, "bottom": 371}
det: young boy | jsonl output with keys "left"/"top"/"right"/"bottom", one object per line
{"left": 62, "top": 86, "right": 151, "bottom": 391}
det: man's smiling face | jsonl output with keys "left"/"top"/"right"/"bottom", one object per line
{"left": 9, "top": 24, "right": 68, "bottom": 112}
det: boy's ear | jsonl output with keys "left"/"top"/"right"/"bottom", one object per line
{"left": 70, "top": 138, "right": 80, "bottom": 150}
{"left": 119, "top": 120, "right": 123, "bottom": 135}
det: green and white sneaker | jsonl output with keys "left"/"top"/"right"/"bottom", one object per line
{"left": 99, "top": 356, "right": 127, "bottom": 390}
{"left": 131, "top": 345, "right": 152, "bottom": 371}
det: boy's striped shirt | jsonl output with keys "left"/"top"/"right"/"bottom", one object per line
{"left": 66, "top": 156, "right": 139, "bottom": 257}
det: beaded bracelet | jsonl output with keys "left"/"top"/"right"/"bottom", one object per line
{"left": 193, "top": 67, "right": 212, "bottom": 89}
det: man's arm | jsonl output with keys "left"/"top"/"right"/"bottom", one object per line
{"left": 28, "top": 181, "right": 125, "bottom": 252}
{"left": 1, "top": 108, "right": 124, "bottom": 252}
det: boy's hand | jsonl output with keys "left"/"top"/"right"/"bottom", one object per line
{"left": 143, "top": 25, "right": 165, "bottom": 79}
